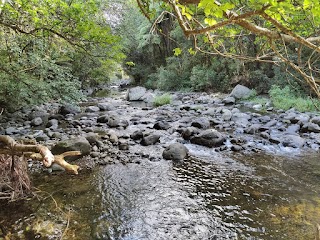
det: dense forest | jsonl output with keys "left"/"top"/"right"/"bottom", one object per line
{"left": 1, "top": 0, "right": 320, "bottom": 111}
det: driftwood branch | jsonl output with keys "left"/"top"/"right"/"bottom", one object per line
{"left": 0, "top": 135, "right": 80, "bottom": 174}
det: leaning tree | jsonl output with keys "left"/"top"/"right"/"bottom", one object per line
{"left": 136, "top": 0, "right": 320, "bottom": 97}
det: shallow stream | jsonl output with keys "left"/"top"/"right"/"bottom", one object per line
{"left": 1, "top": 146, "right": 320, "bottom": 240}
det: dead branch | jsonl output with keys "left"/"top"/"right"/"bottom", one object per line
{"left": 0, "top": 135, "right": 80, "bottom": 174}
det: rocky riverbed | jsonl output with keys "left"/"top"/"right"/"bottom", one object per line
{"left": 1, "top": 85, "right": 320, "bottom": 239}
{"left": 1, "top": 84, "right": 320, "bottom": 167}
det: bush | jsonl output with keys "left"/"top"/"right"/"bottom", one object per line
{"left": 153, "top": 93, "right": 172, "bottom": 107}
{"left": 269, "top": 85, "right": 320, "bottom": 112}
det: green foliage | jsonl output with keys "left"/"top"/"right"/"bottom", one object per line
{"left": 0, "top": 0, "right": 124, "bottom": 110}
{"left": 269, "top": 86, "right": 320, "bottom": 112}
{"left": 153, "top": 93, "right": 172, "bottom": 107}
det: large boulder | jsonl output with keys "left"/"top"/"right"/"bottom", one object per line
{"left": 51, "top": 137, "right": 91, "bottom": 160}
{"left": 126, "top": 86, "right": 147, "bottom": 101}
{"left": 230, "top": 84, "right": 252, "bottom": 99}
{"left": 190, "top": 129, "right": 226, "bottom": 147}
{"left": 163, "top": 143, "right": 189, "bottom": 161}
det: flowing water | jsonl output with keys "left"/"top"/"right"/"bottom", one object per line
{"left": 1, "top": 146, "right": 320, "bottom": 240}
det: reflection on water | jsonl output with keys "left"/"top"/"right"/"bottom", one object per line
{"left": 1, "top": 150, "right": 320, "bottom": 240}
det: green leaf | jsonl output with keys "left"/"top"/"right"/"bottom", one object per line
{"left": 173, "top": 48, "right": 182, "bottom": 56}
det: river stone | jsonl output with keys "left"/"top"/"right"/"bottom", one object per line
{"left": 126, "top": 86, "right": 147, "bottom": 101}
{"left": 51, "top": 137, "right": 91, "bottom": 160}
{"left": 131, "top": 130, "right": 144, "bottom": 140}
{"left": 310, "top": 116, "right": 320, "bottom": 125}
{"left": 30, "top": 117, "right": 43, "bottom": 126}
{"left": 282, "top": 135, "right": 306, "bottom": 148}
{"left": 190, "top": 129, "right": 226, "bottom": 147}
{"left": 46, "top": 119, "right": 59, "bottom": 129}
{"left": 97, "top": 102, "right": 115, "bottom": 111}
{"left": 181, "top": 127, "right": 200, "bottom": 140}
{"left": 191, "top": 117, "right": 210, "bottom": 129}
{"left": 59, "top": 104, "right": 81, "bottom": 115}
{"left": 97, "top": 114, "right": 121, "bottom": 127}
{"left": 85, "top": 106, "right": 100, "bottom": 112}
{"left": 154, "top": 121, "right": 171, "bottom": 130}
{"left": 221, "top": 109, "right": 232, "bottom": 121}
{"left": 230, "top": 84, "right": 252, "bottom": 99}
{"left": 141, "top": 133, "right": 161, "bottom": 146}
{"left": 301, "top": 122, "right": 320, "bottom": 133}
{"left": 245, "top": 123, "right": 262, "bottom": 134}
{"left": 222, "top": 96, "right": 236, "bottom": 105}
{"left": 163, "top": 143, "right": 189, "bottom": 161}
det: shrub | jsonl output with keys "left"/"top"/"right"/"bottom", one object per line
{"left": 269, "top": 85, "right": 320, "bottom": 112}
{"left": 153, "top": 93, "right": 172, "bottom": 107}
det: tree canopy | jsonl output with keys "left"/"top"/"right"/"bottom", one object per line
{"left": 0, "top": 0, "right": 124, "bottom": 110}
{"left": 136, "top": 0, "right": 320, "bottom": 97}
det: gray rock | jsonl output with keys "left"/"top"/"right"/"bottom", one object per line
{"left": 310, "top": 116, "right": 320, "bottom": 125}
{"left": 126, "top": 86, "right": 147, "bottom": 101}
{"left": 85, "top": 106, "right": 100, "bottom": 112}
{"left": 301, "top": 122, "right": 320, "bottom": 133}
{"left": 51, "top": 137, "right": 91, "bottom": 160}
{"left": 222, "top": 96, "right": 236, "bottom": 105}
{"left": 141, "top": 133, "right": 161, "bottom": 146}
{"left": 97, "top": 103, "right": 115, "bottom": 111}
{"left": 191, "top": 117, "right": 210, "bottom": 129}
{"left": 59, "top": 104, "right": 81, "bottom": 115}
{"left": 131, "top": 130, "right": 144, "bottom": 140}
{"left": 163, "top": 143, "right": 189, "bottom": 161}
{"left": 245, "top": 123, "right": 262, "bottom": 134}
{"left": 154, "top": 121, "right": 171, "bottom": 130}
{"left": 230, "top": 84, "right": 252, "bottom": 99}
{"left": 46, "top": 119, "right": 59, "bottom": 129}
{"left": 190, "top": 129, "right": 226, "bottom": 147}
{"left": 181, "top": 127, "right": 199, "bottom": 140}
{"left": 5, "top": 127, "right": 19, "bottom": 135}
{"left": 221, "top": 109, "right": 232, "bottom": 121}
{"left": 30, "top": 117, "right": 43, "bottom": 126}
{"left": 282, "top": 135, "right": 306, "bottom": 148}
{"left": 97, "top": 114, "right": 121, "bottom": 128}
{"left": 85, "top": 132, "right": 100, "bottom": 145}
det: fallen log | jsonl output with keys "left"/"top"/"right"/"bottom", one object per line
{"left": 0, "top": 135, "right": 80, "bottom": 174}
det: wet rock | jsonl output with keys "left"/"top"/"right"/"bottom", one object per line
{"left": 230, "top": 84, "right": 252, "bottom": 99}
{"left": 163, "top": 143, "right": 189, "bottom": 160}
{"left": 5, "top": 127, "right": 20, "bottom": 135}
{"left": 126, "top": 86, "right": 147, "bottom": 101}
{"left": 191, "top": 117, "right": 210, "bottom": 129}
{"left": 58, "top": 104, "right": 81, "bottom": 115}
{"left": 30, "top": 117, "right": 43, "bottom": 126}
{"left": 286, "top": 124, "right": 300, "bottom": 134}
{"left": 282, "top": 134, "right": 306, "bottom": 148}
{"left": 154, "top": 121, "right": 171, "bottom": 130}
{"left": 231, "top": 145, "right": 243, "bottom": 151}
{"left": 141, "top": 133, "right": 161, "bottom": 146}
{"left": 245, "top": 123, "right": 262, "bottom": 134}
{"left": 190, "top": 129, "right": 226, "bottom": 147}
{"left": 51, "top": 137, "right": 91, "bottom": 160}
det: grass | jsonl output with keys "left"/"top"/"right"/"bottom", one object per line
{"left": 153, "top": 93, "right": 172, "bottom": 107}
{"left": 269, "top": 86, "right": 320, "bottom": 112}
